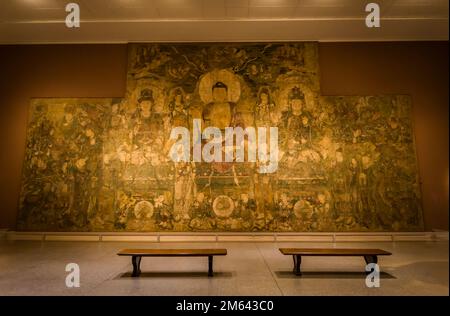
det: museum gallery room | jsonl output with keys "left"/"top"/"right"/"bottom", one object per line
{"left": 0, "top": 0, "right": 448, "bottom": 299}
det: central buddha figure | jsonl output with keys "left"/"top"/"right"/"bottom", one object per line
{"left": 203, "top": 81, "right": 235, "bottom": 130}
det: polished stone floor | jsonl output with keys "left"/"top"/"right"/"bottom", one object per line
{"left": 0, "top": 240, "right": 447, "bottom": 296}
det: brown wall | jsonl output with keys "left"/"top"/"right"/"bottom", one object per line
{"left": 0, "top": 42, "right": 448, "bottom": 231}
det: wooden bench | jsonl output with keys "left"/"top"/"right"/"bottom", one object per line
{"left": 279, "top": 248, "right": 392, "bottom": 275}
{"left": 117, "top": 248, "right": 227, "bottom": 277}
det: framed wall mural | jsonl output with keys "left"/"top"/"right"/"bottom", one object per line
{"left": 17, "top": 43, "right": 424, "bottom": 232}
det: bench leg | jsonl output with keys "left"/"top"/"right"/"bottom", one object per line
{"left": 292, "top": 255, "right": 302, "bottom": 276}
{"left": 364, "top": 255, "right": 378, "bottom": 273}
{"left": 364, "top": 255, "right": 378, "bottom": 265}
{"left": 208, "top": 256, "right": 213, "bottom": 277}
{"left": 131, "top": 255, "right": 142, "bottom": 277}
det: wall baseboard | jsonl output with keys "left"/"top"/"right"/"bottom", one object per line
{"left": 3, "top": 231, "right": 448, "bottom": 242}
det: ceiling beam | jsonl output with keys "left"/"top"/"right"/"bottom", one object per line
{"left": 1, "top": 18, "right": 448, "bottom": 44}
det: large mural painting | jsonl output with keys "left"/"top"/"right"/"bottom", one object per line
{"left": 17, "top": 43, "right": 423, "bottom": 232}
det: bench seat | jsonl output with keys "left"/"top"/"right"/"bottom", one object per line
{"left": 117, "top": 248, "right": 227, "bottom": 277}
{"left": 279, "top": 248, "right": 392, "bottom": 275}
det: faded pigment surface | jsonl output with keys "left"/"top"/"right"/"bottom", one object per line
{"left": 17, "top": 43, "right": 423, "bottom": 232}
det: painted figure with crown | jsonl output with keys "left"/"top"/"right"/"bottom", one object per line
{"left": 282, "top": 86, "right": 313, "bottom": 147}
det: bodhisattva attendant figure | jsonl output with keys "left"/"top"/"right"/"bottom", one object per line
{"left": 133, "top": 89, "right": 158, "bottom": 139}
{"left": 255, "top": 88, "right": 275, "bottom": 127}
{"left": 170, "top": 88, "right": 189, "bottom": 128}
{"left": 130, "top": 89, "right": 167, "bottom": 180}
{"left": 283, "top": 87, "right": 312, "bottom": 146}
